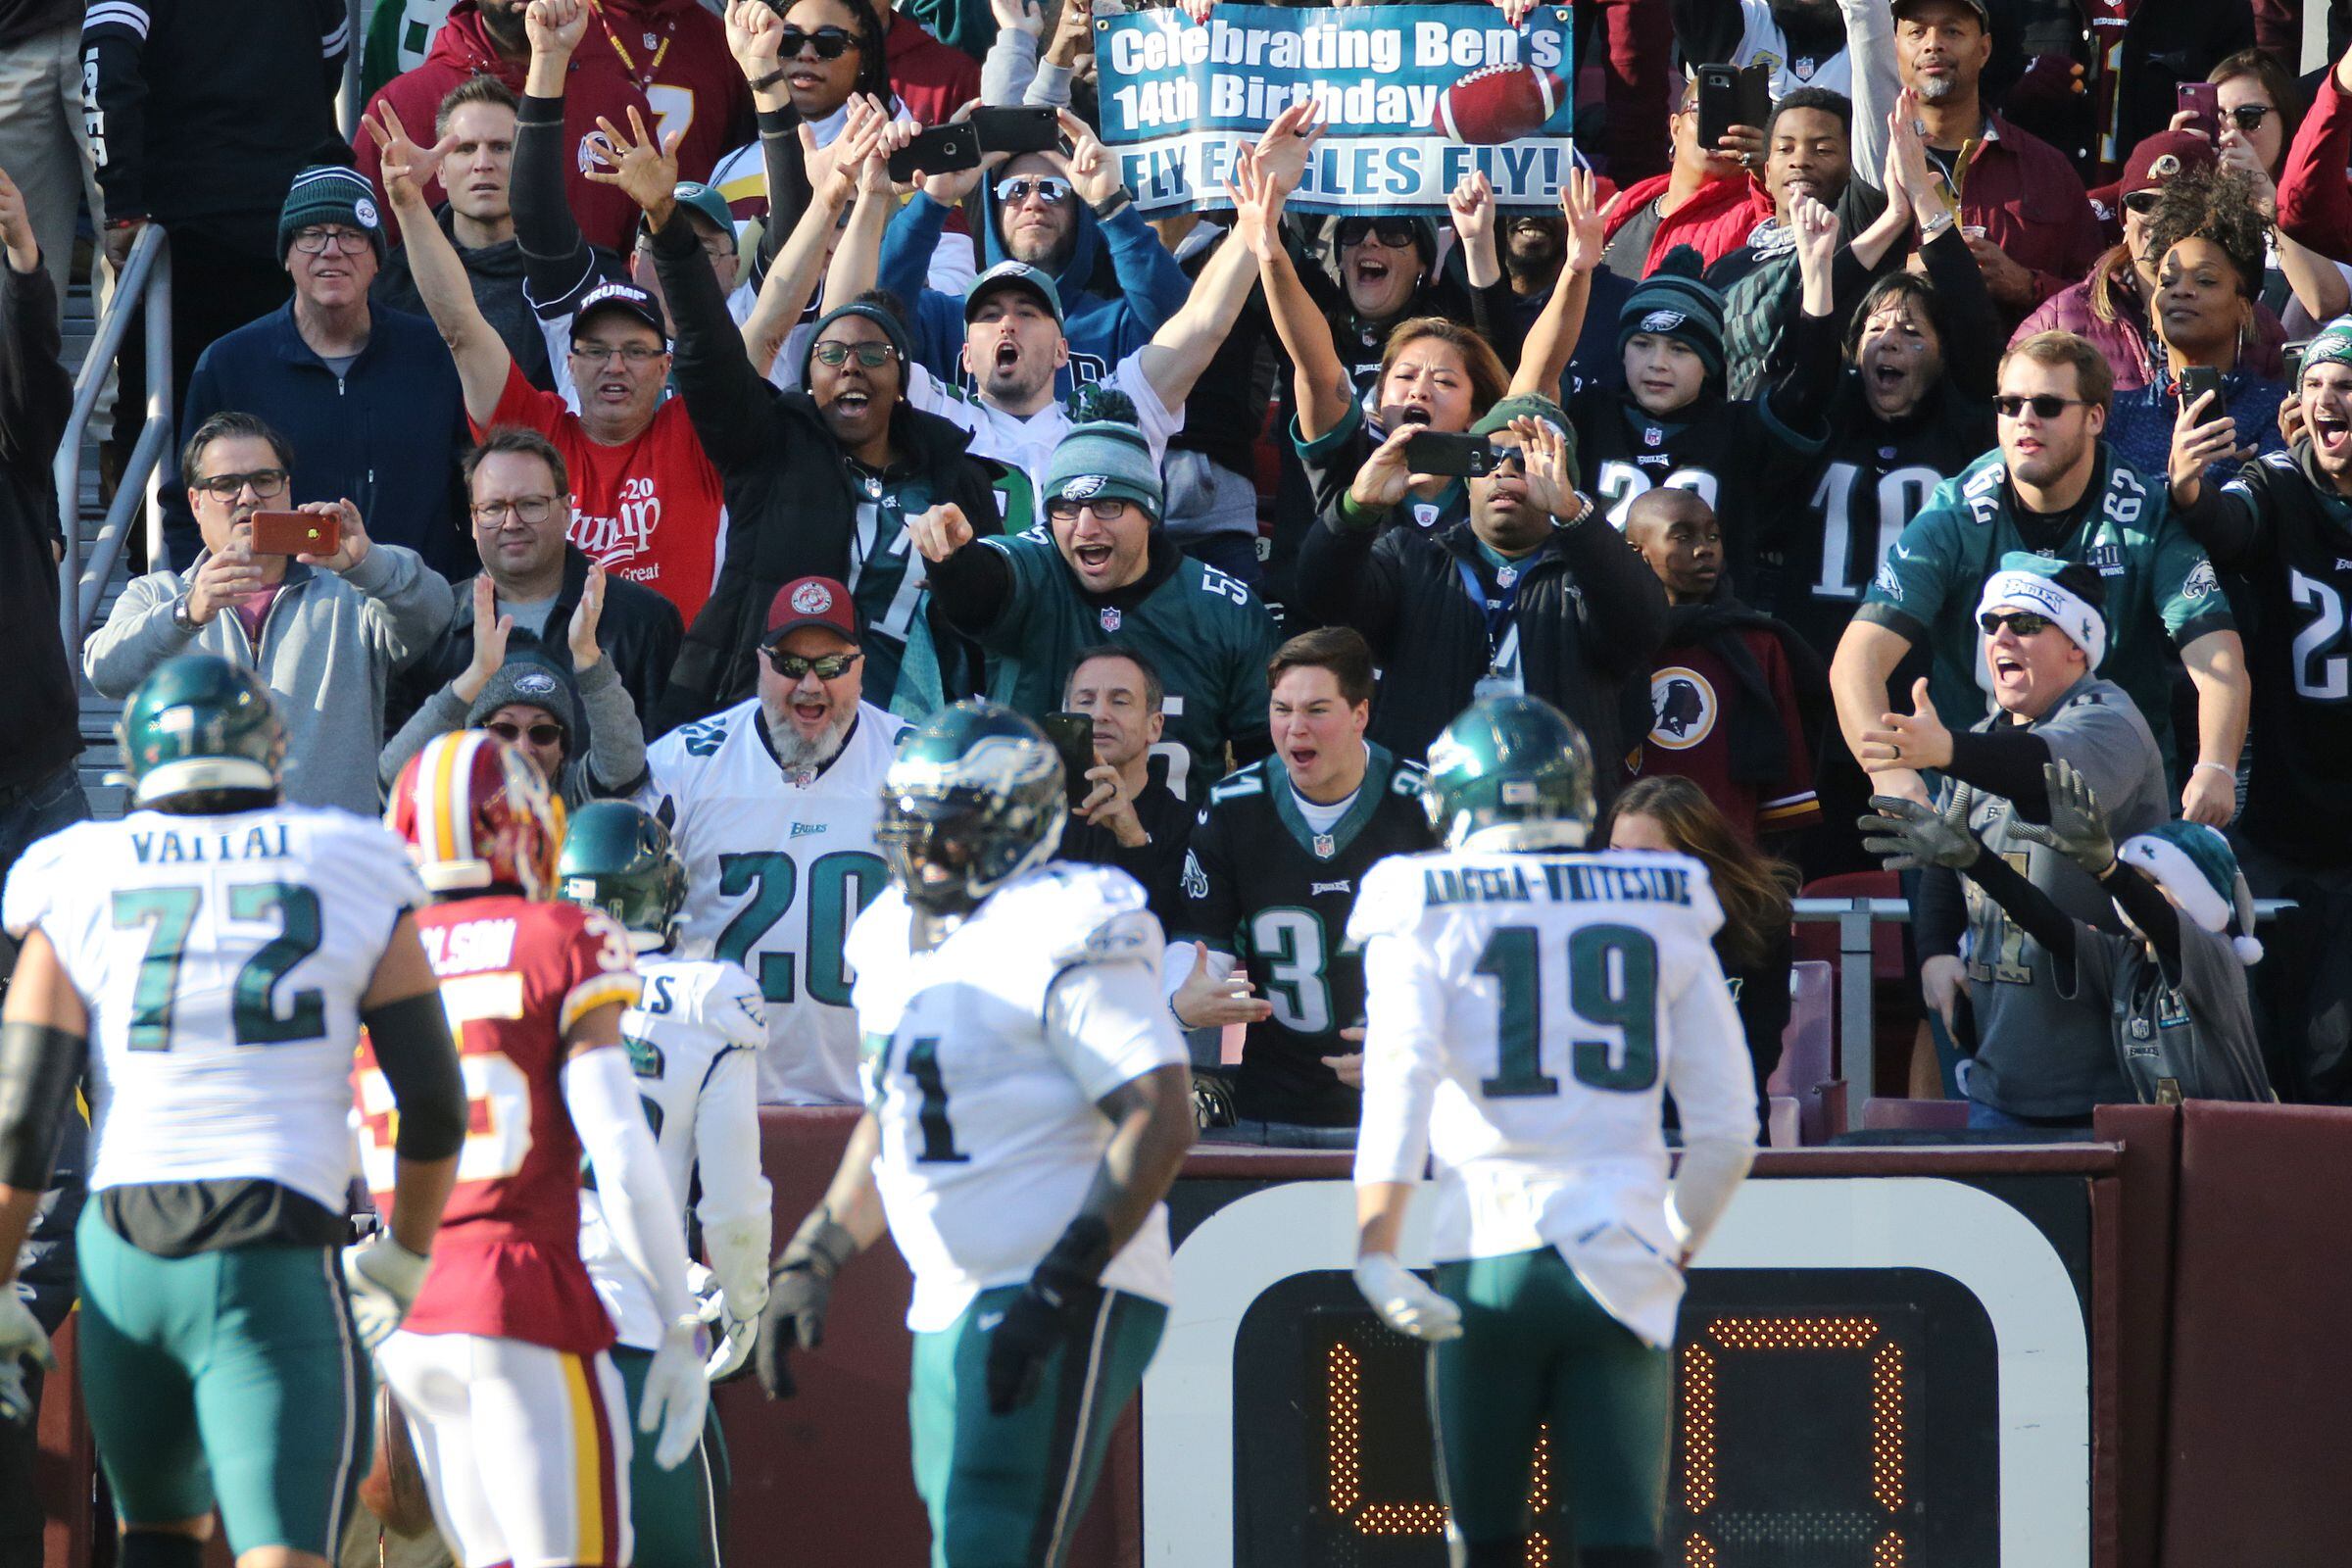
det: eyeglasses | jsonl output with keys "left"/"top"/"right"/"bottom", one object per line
{"left": 778, "top": 24, "right": 859, "bottom": 58}
{"left": 2225, "top": 103, "right": 2276, "bottom": 132}
{"left": 1978, "top": 610, "right": 2054, "bottom": 637}
{"left": 570, "top": 342, "right": 666, "bottom": 366}
{"left": 1336, "top": 217, "right": 1420, "bottom": 248}
{"left": 995, "top": 174, "right": 1071, "bottom": 206}
{"left": 763, "top": 648, "right": 862, "bottom": 680}
{"left": 195, "top": 467, "right": 289, "bottom": 501}
{"left": 1045, "top": 497, "right": 1134, "bottom": 523}
{"left": 812, "top": 339, "right": 900, "bottom": 368}
{"left": 486, "top": 719, "right": 565, "bottom": 748}
{"left": 470, "top": 496, "right": 562, "bottom": 525}
{"left": 1993, "top": 393, "right": 2088, "bottom": 419}
{"left": 2122, "top": 190, "right": 2162, "bottom": 217}
{"left": 291, "top": 226, "right": 373, "bottom": 256}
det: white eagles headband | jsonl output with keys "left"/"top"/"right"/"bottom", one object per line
{"left": 1976, "top": 568, "right": 2106, "bottom": 671}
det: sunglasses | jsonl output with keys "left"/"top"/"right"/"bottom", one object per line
{"left": 1993, "top": 393, "right": 2087, "bottom": 419}
{"left": 195, "top": 467, "right": 289, "bottom": 501}
{"left": 995, "top": 174, "right": 1071, "bottom": 206}
{"left": 2122, "top": 190, "right": 2162, "bottom": 217}
{"left": 764, "top": 649, "right": 862, "bottom": 680}
{"left": 1336, "top": 217, "right": 1420, "bottom": 248}
{"left": 486, "top": 720, "right": 564, "bottom": 748}
{"left": 2225, "top": 104, "right": 2276, "bottom": 131}
{"left": 1978, "top": 610, "right": 2054, "bottom": 637}
{"left": 778, "top": 24, "right": 858, "bottom": 59}
{"left": 812, "top": 339, "right": 900, "bottom": 368}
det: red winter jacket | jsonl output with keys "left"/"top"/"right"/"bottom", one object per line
{"left": 1601, "top": 171, "right": 1775, "bottom": 275}
{"left": 355, "top": 1, "right": 655, "bottom": 254}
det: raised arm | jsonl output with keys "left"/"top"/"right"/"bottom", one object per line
{"left": 743, "top": 104, "right": 886, "bottom": 377}
{"left": 1839, "top": 0, "right": 1899, "bottom": 192}
{"left": 1134, "top": 142, "right": 1289, "bottom": 411}
{"left": 1447, "top": 171, "right": 1500, "bottom": 291}
{"left": 367, "top": 105, "right": 514, "bottom": 423}
{"left": 512, "top": 0, "right": 608, "bottom": 317}
{"left": 2278, "top": 43, "right": 2352, "bottom": 260}
{"left": 1509, "top": 165, "right": 1605, "bottom": 397}
{"left": 1054, "top": 109, "right": 1192, "bottom": 339}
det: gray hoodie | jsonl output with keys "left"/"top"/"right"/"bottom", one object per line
{"left": 85, "top": 545, "right": 455, "bottom": 816}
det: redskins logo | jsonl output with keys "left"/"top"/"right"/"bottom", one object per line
{"left": 1648, "top": 666, "right": 1718, "bottom": 751}
{"left": 791, "top": 580, "right": 834, "bottom": 615}
{"left": 2149, "top": 154, "right": 2181, "bottom": 179}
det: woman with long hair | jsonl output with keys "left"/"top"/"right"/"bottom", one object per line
{"left": 2205, "top": 49, "right": 2348, "bottom": 329}
{"left": 1608, "top": 774, "right": 1795, "bottom": 1126}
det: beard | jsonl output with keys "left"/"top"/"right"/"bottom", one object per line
{"left": 1502, "top": 235, "right": 1563, "bottom": 285}
{"left": 478, "top": 0, "right": 528, "bottom": 52}
{"left": 762, "top": 704, "right": 856, "bottom": 773}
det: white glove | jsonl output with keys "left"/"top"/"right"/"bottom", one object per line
{"left": 0, "top": 1293, "right": 55, "bottom": 1425}
{"left": 342, "top": 1237, "right": 431, "bottom": 1353}
{"left": 641, "top": 1316, "right": 712, "bottom": 1470}
{"left": 706, "top": 1313, "right": 759, "bottom": 1382}
{"left": 687, "top": 1258, "right": 762, "bottom": 1381}
{"left": 1351, "top": 1253, "right": 1463, "bottom": 1343}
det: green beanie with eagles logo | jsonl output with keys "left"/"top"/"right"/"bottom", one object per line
{"left": 1041, "top": 387, "right": 1161, "bottom": 522}
{"left": 1616, "top": 245, "right": 1727, "bottom": 383}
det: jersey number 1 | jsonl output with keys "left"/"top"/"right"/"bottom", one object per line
{"left": 112, "top": 883, "right": 326, "bottom": 1051}
{"left": 1473, "top": 922, "right": 1660, "bottom": 1097}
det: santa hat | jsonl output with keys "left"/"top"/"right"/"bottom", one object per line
{"left": 2117, "top": 820, "right": 2264, "bottom": 965}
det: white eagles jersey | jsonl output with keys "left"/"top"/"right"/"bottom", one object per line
{"left": 905, "top": 352, "right": 1184, "bottom": 511}
{"left": 1349, "top": 848, "right": 1757, "bottom": 1348}
{"left": 1, "top": 807, "right": 425, "bottom": 1212}
{"left": 581, "top": 956, "right": 770, "bottom": 1349}
{"left": 641, "top": 698, "right": 908, "bottom": 1104}
{"left": 847, "top": 863, "right": 1187, "bottom": 1333}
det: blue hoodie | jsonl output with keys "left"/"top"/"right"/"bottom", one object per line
{"left": 877, "top": 181, "right": 1191, "bottom": 396}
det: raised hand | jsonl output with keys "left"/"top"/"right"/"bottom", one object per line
{"left": 568, "top": 563, "right": 607, "bottom": 671}
{"left": 1561, "top": 164, "right": 1605, "bottom": 273}
{"left": 585, "top": 106, "right": 685, "bottom": 220}
{"left": 1448, "top": 170, "right": 1495, "bottom": 247}
{"left": 2010, "top": 760, "right": 2117, "bottom": 874}
{"left": 1888, "top": 89, "right": 1940, "bottom": 219}
{"left": 294, "top": 499, "right": 370, "bottom": 573}
{"left": 912, "top": 99, "right": 994, "bottom": 209}
{"left": 1506, "top": 415, "right": 1579, "bottom": 520}
{"left": 725, "top": 0, "right": 784, "bottom": 79}
{"left": 991, "top": 0, "right": 1045, "bottom": 36}
{"left": 1790, "top": 192, "right": 1839, "bottom": 278}
{"left": 809, "top": 94, "right": 885, "bottom": 203}
{"left": 455, "top": 573, "right": 515, "bottom": 705}
{"left": 1054, "top": 109, "right": 1123, "bottom": 208}
{"left": 525, "top": 0, "right": 589, "bottom": 61}
{"left": 364, "top": 103, "right": 457, "bottom": 211}
{"left": 2168, "top": 385, "right": 2242, "bottom": 504}
{"left": 0, "top": 164, "right": 36, "bottom": 275}
{"left": 1856, "top": 793, "right": 1981, "bottom": 871}
{"left": 1861, "top": 678, "right": 1953, "bottom": 774}
{"left": 1224, "top": 146, "right": 1283, "bottom": 261}
{"left": 1251, "top": 99, "right": 1325, "bottom": 198}
{"left": 1045, "top": 0, "right": 1095, "bottom": 69}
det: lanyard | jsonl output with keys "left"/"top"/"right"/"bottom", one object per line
{"left": 600, "top": 5, "right": 673, "bottom": 83}
{"left": 1454, "top": 556, "right": 1524, "bottom": 670}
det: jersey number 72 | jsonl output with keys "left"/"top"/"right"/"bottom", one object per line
{"left": 111, "top": 882, "right": 325, "bottom": 1051}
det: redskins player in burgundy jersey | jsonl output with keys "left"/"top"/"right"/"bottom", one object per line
{"left": 360, "top": 731, "right": 707, "bottom": 1568}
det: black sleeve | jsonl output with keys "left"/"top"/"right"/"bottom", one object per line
{"left": 1913, "top": 862, "right": 1968, "bottom": 964}
{"left": 1558, "top": 509, "right": 1671, "bottom": 675}
{"left": 0, "top": 262, "right": 71, "bottom": 481}
{"left": 1734, "top": 924, "right": 1792, "bottom": 1098}
{"left": 924, "top": 536, "right": 1017, "bottom": 636}
{"left": 2099, "top": 858, "right": 2185, "bottom": 974}
{"left": 1470, "top": 273, "right": 1525, "bottom": 368}
{"left": 514, "top": 92, "right": 607, "bottom": 316}
{"left": 1670, "top": 0, "right": 1746, "bottom": 63}
{"left": 1295, "top": 510, "right": 1403, "bottom": 647}
{"left": 2173, "top": 465, "right": 2269, "bottom": 569}
{"left": 755, "top": 106, "right": 811, "bottom": 280}
{"left": 360, "top": 991, "right": 466, "bottom": 1161}
{"left": 1761, "top": 305, "right": 1842, "bottom": 441}
{"left": 1942, "top": 728, "right": 2055, "bottom": 817}
{"left": 649, "top": 208, "right": 776, "bottom": 471}
{"left": 1959, "top": 840, "right": 2078, "bottom": 970}
{"left": 1917, "top": 222, "right": 2002, "bottom": 401}
{"left": 82, "top": 3, "right": 158, "bottom": 220}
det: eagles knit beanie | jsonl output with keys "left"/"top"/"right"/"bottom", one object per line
{"left": 1617, "top": 246, "right": 1727, "bottom": 383}
{"left": 2117, "top": 821, "right": 2265, "bottom": 966}
{"left": 468, "top": 648, "right": 581, "bottom": 761}
{"left": 2305, "top": 314, "right": 2352, "bottom": 375}
{"left": 1042, "top": 388, "right": 1162, "bottom": 522}
{"left": 799, "top": 298, "right": 915, "bottom": 387}
{"left": 278, "top": 165, "right": 386, "bottom": 265}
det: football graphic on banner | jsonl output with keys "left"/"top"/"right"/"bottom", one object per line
{"left": 1428, "top": 61, "right": 1567, "bottom": 144}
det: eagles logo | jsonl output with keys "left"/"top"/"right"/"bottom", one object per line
{"left": 1060, "top": 473, "right": 1106, "bottom": 500}
{"left": 1640, "top": 310, "right": 1686, "bottom": 334}
{"left": 2180, "top": 561, "right": 2220, "bottom": 601}
{"left": 1181, "top": 850, "right": 1209, "bottom": 901}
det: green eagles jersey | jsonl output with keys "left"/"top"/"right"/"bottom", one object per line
{"left": 1856, "top": 445, "right": 2232, "bottom": 776}
{"left": 904, "top": 532, "right": 1279, "bottom": 802}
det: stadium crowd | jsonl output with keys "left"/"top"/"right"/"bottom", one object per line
{"left": 5, "top": 0, "right": 2352, "bottom": 1564}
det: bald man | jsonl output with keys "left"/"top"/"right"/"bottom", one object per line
{"left": 1624, "top": 489, "right": 1825, "bottom": 845}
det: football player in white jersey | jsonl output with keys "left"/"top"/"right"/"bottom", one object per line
{"left": 751, "top": 703, "right": 1195, "bottom": 1568}
{"left": 1348, "top": 696, "right": 1758, "bottom": 1568}
{"left": 557, "top": 800, "right": 771, "bottom": 1568}
{"left": 0, "top": 657, "right": 466, "bottom": 1568}
{"left": 640, "top": 574, "right": 909, "bottom": 1103}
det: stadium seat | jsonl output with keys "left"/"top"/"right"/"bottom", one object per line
{"left": 1766, "top": 961, "right": 1837, "bottom": 1147}
{"left": 1794, "top": 870, "right": 1917, "bottom": 1099}
{"left": 1859, "top": 1097, "right": 1970, "bottom": 1133}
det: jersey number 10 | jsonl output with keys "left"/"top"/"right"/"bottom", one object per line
{"left": 1474, "top": 922, "right": 1661, "bottom": 1097}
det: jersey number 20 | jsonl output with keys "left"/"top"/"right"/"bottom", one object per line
{"left": 1474, "top": 922, "right": 1660, "bottom": 1097}
{"left": 714, "top": 851, "right": 888, "bottom": 1005}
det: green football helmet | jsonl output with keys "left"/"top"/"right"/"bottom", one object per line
{"left": 557, "top": 801, "right": 687, "bottom": 952}
{"left": 1422, "top": 695, "right": 1597, "bottom": 851}
{"left": 876, "top": 701, "right": 1067, "bottom": 915}
{"left": 115, "top": 655, "right": 287, "bottom": 810}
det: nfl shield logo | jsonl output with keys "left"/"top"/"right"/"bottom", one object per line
{"left": 1794, "top": 54, "right": 1816, "bottom": 76}
{"left": 1312, "top": 832, "right": 1337, "bottom": 858}
{"left": 1643, "top": 426, "right": 1663, "bottom": 448}
{"left": 1101, "top": 607, "right": 1121, "bottom": 632}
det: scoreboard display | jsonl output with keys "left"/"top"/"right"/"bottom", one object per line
{"left": 1144, "top": 1174, "right": 2093, "bottom": 1568}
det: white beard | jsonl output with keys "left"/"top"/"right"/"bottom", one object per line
{"left": 764, "top": 705, "right": 855, "bottom": 774}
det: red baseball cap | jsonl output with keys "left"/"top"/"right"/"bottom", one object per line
{"left": 762, "top": 576, "right": 858, "bottom": 647}
{"left": 2089, "top": 129, "right": 2219, "bottom": 219}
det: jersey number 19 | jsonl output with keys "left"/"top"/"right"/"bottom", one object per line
{"left": 1474, "top": 922, "right": 1661, "bottom": 1098}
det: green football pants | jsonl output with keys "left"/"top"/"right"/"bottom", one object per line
{"left": 1431, "top": 1246, "right": 1672, "bottom": 1554}
{"left": 74, "top": 1205, "right": 369, "bottom": 1556}
{"left": 908, "top": 1286, "right": 1165, "bottom": 1568}
{"left": 610, "top": 1346, "right": 730, "bottom": 1568}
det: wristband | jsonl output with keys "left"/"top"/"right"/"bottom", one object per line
{"left": 2193, "top": 760, "right": 2233, "bottom": 778}
{"left": 1090, "top": 189, "right": 1132, "bottom": 221}
{"left": 1339, "top": 492, "right": 1389, "bottom": 532}
{"left": 748, "top": 67, "right": 789, "bottom": 92}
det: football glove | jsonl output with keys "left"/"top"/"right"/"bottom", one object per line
{"left": 640, "top": 1315, "right": 712, "bottom": 1470}
{"left": 755, "top": 1207, "right": 857, "bottom": 1399}
{"left": 1352, "top": 1253, "right": 1463, "bottom": 1343}
{"left": 0, "top": 1294, "right": 54, "bottom": 1425}
{"left": 341, "top": 1236, "right": 431, "bottom": 1353}
{"left": 985, "top": 1215, "right": 1111, "bottom": 1415}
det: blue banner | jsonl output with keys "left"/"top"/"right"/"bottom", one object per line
{"left": 1096, "top": 4, "right": 1577, "bottom": 216}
